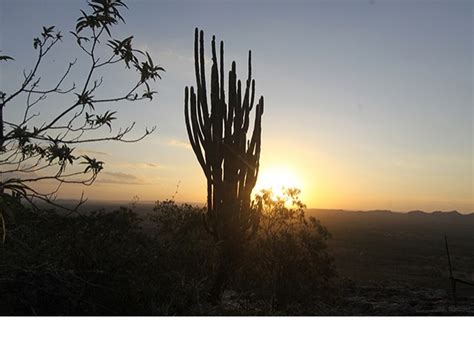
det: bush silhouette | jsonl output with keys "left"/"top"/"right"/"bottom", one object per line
{"left": 150, "top": 200, "right": 219, "bottom": 314}
{"left": 1, "top": 192, "right": 335, "bottom": 315}
{"left": 237, "top": 188, "right": 336, "bottom": 312}
{"left": 0, "top": 204, "right": 160, "bottom": 315}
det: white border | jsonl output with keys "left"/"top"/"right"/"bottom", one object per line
{"left": 1, "top": 317, "right": 473, "bottom": 355}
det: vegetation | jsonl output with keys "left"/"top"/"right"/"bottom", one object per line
{"left": 184, "top": 28, "right": 264, "bottom": 301}
{"left": 0, "top": 189, "right": 335, "bottom": 315}
{"left": 238, "top": 189, "right": 335, "bottom": 312}
{"left": 0, "top": 2, "right": 337, "bottom": 316}
{"left": 0, "top": 0, "right": 163, "bottom": 211}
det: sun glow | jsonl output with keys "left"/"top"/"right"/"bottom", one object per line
{"left": 254, "top": 166, "right": 302, "bottom": 199}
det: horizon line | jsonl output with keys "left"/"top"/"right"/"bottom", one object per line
{"left": 51, "top": 198, "right": 474, "bottom": 216}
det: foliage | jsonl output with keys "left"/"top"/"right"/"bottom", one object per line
{"left": 0, "top": 200, "right": 177, "bottom": 315}
{"left": 236, "top": 188, "right": 336, "bottom": 312}
{"left": 149, "top": 200, "right": 219, "bottom": 314}
{"left": 0, "top": 200, "right": 216, "bottom": 315}
{"left": 0, "top": 0, "right": 164, "bottom": 208}
{"left": 151, "top": 199, "right": 205, "bottom": 237}
{"left": 0, "top": 190, "right": 335, "bottom": 315}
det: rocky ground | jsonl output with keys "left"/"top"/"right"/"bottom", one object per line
{"left": 336, "top": 281, "right": 474, "bottom": 316}
{"left": 212, "top": 280, "right": 474, "bottom": 316}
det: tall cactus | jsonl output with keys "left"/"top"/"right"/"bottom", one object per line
{"left": 184, "top": 28, "right": 264, "bottom": 300}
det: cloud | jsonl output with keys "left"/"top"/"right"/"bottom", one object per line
{"left": 103, "top": 171, "right": 138, "bottom": 180}
{"left": 2, "top": 171, "right": 39, "bottom": 180}
{"left": 168, "top": 139, "right": 191, "bottom": 150}
{"left": 97, "top": 171, "right": 142, "bottom": 185}
{"left": 76, "top": 149, "right": 110, "bottom": 157}
{"left": 97, "top": 179, "right": 142, "bottom": 185}
{"left": 146, "top": 163, "right": 161, "bottom": 168}
{"left": 112, "top": 162, "right": 166, "bottom": 170}
{"left": 161, "top": 49, "right": 193, "bottom": 64}
{"left": 133, "top": 44, "right": 196, "bottom": 81}
{"left": 96, "top": 170, "right": 160, "bottom": 185}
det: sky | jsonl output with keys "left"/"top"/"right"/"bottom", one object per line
{"left": 1, "top": 0, "right": 472, "bottom": 212}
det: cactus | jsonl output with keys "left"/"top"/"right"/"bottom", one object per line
{"left": 184, "top": 28, "right": 264, "bottom": 300}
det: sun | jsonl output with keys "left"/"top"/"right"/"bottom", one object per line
{"left": 254, "top": 166, "right": 302, "bottom": 198}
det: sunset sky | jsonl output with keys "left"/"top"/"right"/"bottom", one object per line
{"left": 1, "top": 0, "right": 472, "bottom": 212}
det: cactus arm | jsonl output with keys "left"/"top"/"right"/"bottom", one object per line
{"left": 186, "top": 87, "right": 209, "bottom": 177}
{"left": 220, "top": 41, "right": 225, "bottom": 101}
{"left": 185, "top": 28, "right": 264, "bottom": 254}
{"left": 198, "top": 30, "right": 210, "bottom": 121}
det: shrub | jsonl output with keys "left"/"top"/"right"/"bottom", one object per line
{"left": 0, "top": 203, "right": 160, "bottom": 315}
{"left": 149, "top": 200, "right": 219, "bottom": 314}
{"left": 0, "top": 200, "right": 218, "bottom": 315}
{"left": 0, "top": 193, "right": 336, "bottom": 315}
{"left": 236, "top": 189, "right": 336, "bottom": 312}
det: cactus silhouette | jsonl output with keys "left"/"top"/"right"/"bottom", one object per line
{"left": 184, "top": 28, "right": 264, "bottom": 301}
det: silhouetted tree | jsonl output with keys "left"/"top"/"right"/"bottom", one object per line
{"left": 184, "top": 28, "right": 264, "bottom": 301}
{"left": 0, "top": 0, "right": 164, "bottom": 214}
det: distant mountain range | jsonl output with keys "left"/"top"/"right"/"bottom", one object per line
{"left": 308, "top": 208, "right": 474, "bottom": 220}
{"left": 46, "top": 199, "right": 474, "bottom": 238}
{"left": 306, "top": 209, "right": 474, "bottom": 239}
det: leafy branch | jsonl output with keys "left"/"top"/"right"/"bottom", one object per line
{"left": 0, "top": 0, "right": 164, "bottom": 215}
